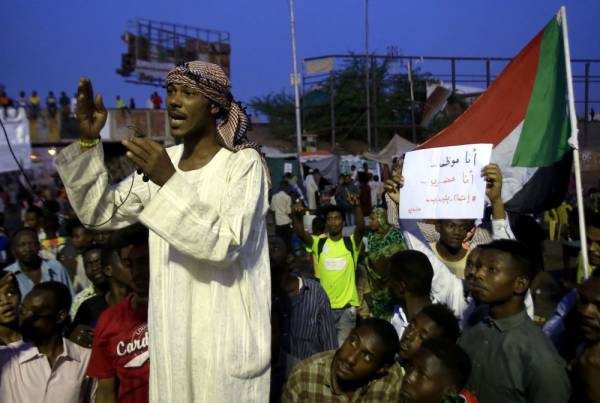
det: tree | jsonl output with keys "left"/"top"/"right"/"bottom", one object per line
{"left": 250, "top": 56, "right": 435, "bottom": 147}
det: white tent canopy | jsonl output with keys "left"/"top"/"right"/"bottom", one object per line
{"left": 363, "top": 134, "right": 416, "bottom": 165}
{"left": 262, "top": 146, "right": 297, "bottom": 159}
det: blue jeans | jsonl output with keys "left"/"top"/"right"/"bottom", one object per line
{"left": 345, "top": 210, "right": 355, "bottom": 226}
{"left": 332, "top": 306, "right": 357, "bottom": 347}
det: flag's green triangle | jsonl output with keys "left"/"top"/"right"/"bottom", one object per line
{"left": 512, "top": 14, "right": 572, "bottom": 167}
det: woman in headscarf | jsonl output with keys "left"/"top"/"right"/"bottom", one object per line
{"left": 364, "top": 207, "right": 406, "bottom": 319}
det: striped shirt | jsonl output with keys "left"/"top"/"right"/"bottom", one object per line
{"left": 273, "top": 277, "right": 338, "bottom": 360}
{"left": 282, "top": 350, "right": 403, "bottom": 402}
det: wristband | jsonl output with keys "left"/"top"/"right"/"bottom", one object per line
{"left": 80, "top": 138, "right": 101, "bottom": 148}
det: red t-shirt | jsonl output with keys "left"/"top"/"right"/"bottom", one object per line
{"left": 87, "top": 294, "right": 149, "bottom": 403}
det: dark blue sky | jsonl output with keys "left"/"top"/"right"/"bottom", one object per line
{"left": 2, "top": 0, "right": 599, "bottom": 108}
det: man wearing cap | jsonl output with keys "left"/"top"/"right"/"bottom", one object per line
{"left": 54, "top": 61, "right": 271, "bottom": 402}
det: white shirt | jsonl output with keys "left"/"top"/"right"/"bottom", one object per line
{"left": 72, "top": 254, "right": 91, "bottom": 293}
{"left": 390, "top": 305, "right": 409, "bottom": 340}
{"left": 369, "top": 181, "right": 383, "bottom": 207}
{"left": 56, "top": 143, "right": 271, "bottom": 403}
{"left": 0, "top": 339, "right": 94, "bottom": 403}
{"left": 270, "top": 191, "right": 292, "bottom": 226}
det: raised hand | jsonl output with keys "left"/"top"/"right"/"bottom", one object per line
{"left": 481, "top": 163, "right": 503, "bottom": 204}
{"left": 347, "top": 191, "right": 360, "bottom": 207}
{"left": 76, "top": 78, "right": 107, "bottom": 140}
{"left": 292, "top": 199, "right": 306, "bottom": 215}
{"left": 383, "top": 172, "right": 404, "bottom": 204}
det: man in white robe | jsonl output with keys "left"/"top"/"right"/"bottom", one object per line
{"left": 55, "top": 61, "right": 271, "bottom": 402}
{"left": 303, "top": 170, "right": 319, "bottom": 211}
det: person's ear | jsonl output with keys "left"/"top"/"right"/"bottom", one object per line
{"left": 209, "top": 103, "right": 220, "bottom": 116}
{"left": 435, "top": 222, "right": 441, "bottom": 233}
{"left": 389, "top": 279, "right": 406, "bottom": 296}
{"left": 56, "top": 309, "right": 68, "bottom": 326}
{"left": 102, "top": 265, "right": 113, "bottom": 278}
{"left": 514, "top": 275, "right": 530, "bottom": 295}
{"left": 398, "top": 280, "right": 408, "bottom": 294}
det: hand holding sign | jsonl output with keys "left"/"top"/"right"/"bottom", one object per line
{"left": 482, "top": 163, "right": 503, "bottom": 204}
{"left": 384, "top": 171, "right": 404, "bottom": 204}
{"left": 399, "top": 144, "right": 493, "bottom": 219}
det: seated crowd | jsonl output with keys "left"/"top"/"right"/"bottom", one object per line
{"left": 0, "top": 161, "right": 597, "bottom": 402}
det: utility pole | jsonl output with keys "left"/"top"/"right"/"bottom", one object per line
{"left": 365, "top": 0, "right": 371, "bottom": 150}
{"left": 330, "top": 72, "right": 336, "bottom": 150}
{"left": 288, "top": 0, "right": 303, "bottom": 155}
{"left": 408, "top": 58, "right": 417, "bottom": 143}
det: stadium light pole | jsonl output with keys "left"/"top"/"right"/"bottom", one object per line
{"left": 288, "top": 0, "right": 303, "bottom": 156}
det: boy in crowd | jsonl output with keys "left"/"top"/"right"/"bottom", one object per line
{"left": 429, "top": 219, "right": 475, "bottom": 279}
{"left": 70, "top": 245, "right": 108, "bottom": 320}
{"left": 398, "top": 303, "right": 460, "bottom": 363}
{"left": 23, "top": 205, "right": 45, "bottom": 240}
{"left": 292, "top": 198, "right": 365, "bottom": 346}
{"left": 400, "top": 339, "right": 473, "bottom": 403}
{"left": 5, "top": 228, "right": 73, "bottom": 300}
{"left": 87, "top": 236, "right": 150, "bottom": 403}
{"left": 282, "top": 318, "right": 403, "bottom": 402}
{"left": 0, "top": 270, "right": 21, "bottom": 345}
{"left": 387, "top": 250, "right": 434, "bottom": 339}
{"left": 70, "top": 244, "right": 134, "bottom": 349}
{"left": 459, "top": 240, "right": 570, "bottom": 402}
{"left": 571, "top": 273, "right": 600, "bottom": 402}
{"left": 70, "top": 222, "right": 94, "bottom": 292}
{"left": 270, "top": 235, "right": 337, "bottom": 401}
{"left": 270, "top": 236, "right": 337, "bottom": 362}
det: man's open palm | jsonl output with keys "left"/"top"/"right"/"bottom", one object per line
{"left": 76, "top": 77, "right": 107, "bottom": 140}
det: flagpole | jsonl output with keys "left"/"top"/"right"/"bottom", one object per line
{"left": 561, "top": 6, "right": 590, "bottom": 279}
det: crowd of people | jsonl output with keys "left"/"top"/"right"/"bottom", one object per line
{"left": 0, "top": 155, "right": 597, "bottom": 402}
{"left": 0, "top": 88, "right": 161, "bottom": 121}
{"left": 0, "top": 89, "right": 75, "bottom": 121}
{"left": 267, "top": 157, "right": 599, "bottom": 402}
{"left": 0, "top": 59, "right": 598, "bottom": 403}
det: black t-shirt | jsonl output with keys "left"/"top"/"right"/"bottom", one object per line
{"left": 72, "top": 294, "right": 109, "bottom": 329}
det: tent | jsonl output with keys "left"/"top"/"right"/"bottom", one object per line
{"left": 362, "top": 134, "right": 416, "bottom": 165}
{"left": 264, "top": 146, "right": 301, "bottom": 191}
{"left": 299, "top": 151, "right": 339, "bottom": 185}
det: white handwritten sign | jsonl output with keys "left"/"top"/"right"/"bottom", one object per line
{"left": 399, "top": 144, "right": 493, "bottom": 219}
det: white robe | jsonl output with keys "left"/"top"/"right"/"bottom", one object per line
{"left": 303, "top": 174, "right": 318, "bottom": 210}
{"left": 55, "top": 143, "right": 271, "bottom": 403}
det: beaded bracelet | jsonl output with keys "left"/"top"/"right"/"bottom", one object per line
{"left": 80, "top": 138, "right": 101, "bottom": 148}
